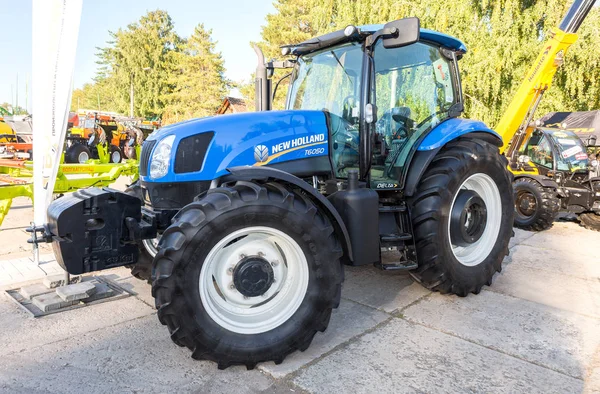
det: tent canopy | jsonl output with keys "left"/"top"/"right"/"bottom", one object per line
{"left": 539, "top": 111, "right": 600, "bottom": 146}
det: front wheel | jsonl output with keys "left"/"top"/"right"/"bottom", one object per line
{"left": 513, "top": 177, "right": 559, "bottom": 231}
{"left": 410, "top": 137, "right": 514, "bottom": 296}
{"left": 152, "top": 181, "right": 343, "bottom": 369}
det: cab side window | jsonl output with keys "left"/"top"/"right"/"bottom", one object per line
{"left": 526, "top": 134, "right": 554, "bottom": 169}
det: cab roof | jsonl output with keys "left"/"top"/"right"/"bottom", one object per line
{"left": 286, "top": 23, "right": 467, "bottom": 56}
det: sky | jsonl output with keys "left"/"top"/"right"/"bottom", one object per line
{"left": 0, "top": 0, "right": 276, "bottom": 112}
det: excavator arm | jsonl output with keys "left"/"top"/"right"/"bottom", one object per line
{"left": 496, "top": 0, "right": 596, "bottom": 159}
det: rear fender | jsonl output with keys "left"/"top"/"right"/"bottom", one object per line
{"left": 404, "top": 130, "right": 503, "bottom": 197}
{"left": 222, "top": 166, "right": 354, "bottom": 263}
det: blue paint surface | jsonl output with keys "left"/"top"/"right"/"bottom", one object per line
{"left": 143, "top": 110, "right": 329, "bottom": 182}
{"left": 417, "top": 118, "right": 501, "bottom": 151}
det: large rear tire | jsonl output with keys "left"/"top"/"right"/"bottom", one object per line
{"left": 578, "top": 212, "right": 600, "bottom": 231}
{"left": 513, "top": 177, "right": 559, "bottom": 231}
{"left": 152, "top": 181, "right": 343, "bottom": 369}
{"left": 410, "top": 137, "right": 514, "bottom": 296}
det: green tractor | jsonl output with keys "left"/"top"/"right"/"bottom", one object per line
{"left": 38, "top": 18, "right": 514, "bottom": 369}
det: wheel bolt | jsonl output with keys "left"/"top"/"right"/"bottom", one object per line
{"left": 257, "top": 251, "right": 265, "bottom": 257}
{"left": 239, "top": 254, "right": 246, "bottom": 259}
{"left": 271, "top": 260, "right": 279, "bottom": 266}
{"left": 229, "top": 284, "right": 235, "bottom": 290}
{"left": 243, "top": 296, "right": 249, "bottom": 300}
{"left": 227, "top": 267, "right": 234, "bottom": 274}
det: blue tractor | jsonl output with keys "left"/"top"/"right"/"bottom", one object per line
{"left": 42, "top": 18, "right": 514, "bottom": 369}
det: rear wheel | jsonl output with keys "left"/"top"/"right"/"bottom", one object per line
{"left": 410, "top": 137, "right": 514, "bottom": 296}
{"left": 578, "top": 212, "right": 600, "bottom": 231}
{"left": 513, "top": 177, "right": 559, "bottom": 231}
{"left": 152, "top": 181, "right": 343, "bottom": 369}
{"left": 65, "top": 144, "right": 91, "bottom": 164}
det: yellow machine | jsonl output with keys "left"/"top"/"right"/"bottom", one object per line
{"left": 495, "top": 0, "right": 599, "bottom": 231}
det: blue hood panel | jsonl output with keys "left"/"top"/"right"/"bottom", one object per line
{"left": 143, "top": 110, "right": 329, "bottom": 183}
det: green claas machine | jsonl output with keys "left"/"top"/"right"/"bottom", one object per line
{"left": 32, "top": 18, "right": 515, "bottom": 369}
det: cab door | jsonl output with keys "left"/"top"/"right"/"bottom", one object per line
{"left": 369, "top": 41, "right": 459, "bottom": 189}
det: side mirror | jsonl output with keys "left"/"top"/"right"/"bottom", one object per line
{"left": 383, "top": 17, "right": 420, "bottom": 49}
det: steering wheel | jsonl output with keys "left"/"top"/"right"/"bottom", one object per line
{"left": 341, "top": 95, "right": 359, "bottom": 123}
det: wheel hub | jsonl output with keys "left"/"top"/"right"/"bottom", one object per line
{"left": 233, "top": 256, "right": 274, "bottom": 297}
{"left": 450, "top": 190, "right": 487, "bottom": 247}
{"left": 517, "top": 192, "right": 537, "bottom": 217}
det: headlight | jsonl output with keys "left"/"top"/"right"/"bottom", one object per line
{"left": 149, "top": 135, "right": 175, "bottom": 179}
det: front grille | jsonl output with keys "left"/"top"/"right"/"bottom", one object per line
{"left": 174, "top": 132, "right": 214, "bottom": 174}
{"left": 139, "top": 139, "right": 157, "bottom": 176}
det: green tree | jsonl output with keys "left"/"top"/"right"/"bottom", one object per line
{"left": 254, "top": 0, "right": 600, "bottom": 127}
{"left": 95, "top": 10, "right": 182, "bottom": 118}
{"left": 162, "top": 24, "right": 229, "bottom": 124}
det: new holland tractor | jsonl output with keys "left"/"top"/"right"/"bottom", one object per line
{"left": 36, "top": 18, "right": 514, "bottom": 369}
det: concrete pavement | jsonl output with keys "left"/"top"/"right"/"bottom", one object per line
{"left": 1, "top": 194, "right": 599, "bottom": 393}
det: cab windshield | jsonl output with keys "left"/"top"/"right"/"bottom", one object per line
{"left": 548, "top": 130, "right": 589, "bottom": 171}
{"left": 287, "top": 42, "right": 364, "bottom": 177}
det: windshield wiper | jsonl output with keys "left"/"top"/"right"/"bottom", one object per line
{"left": 330, "top": 51, "right": 353, "bottom": 85}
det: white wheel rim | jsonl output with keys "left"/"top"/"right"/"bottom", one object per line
{"left": 199, "top": 226, "right": 309, "bottom": 334}
{"left": 78, "top": 151, "right": 89, "bottom": 163}
{"left": 111, "top": 151, "right": 120, "bottom": 162}
{"left": 142, "top": 236, "right": 160, "bottom": 258}
{"left": 448, "top": 173, "right": 502, "bottom": 267}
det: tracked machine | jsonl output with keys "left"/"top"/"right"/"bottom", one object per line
{"left": 33, "top": 18, "right": 515, "bottom": 368}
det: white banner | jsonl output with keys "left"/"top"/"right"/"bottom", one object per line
{"left": 32, "top": 0, "right": 83, "bottom": 225}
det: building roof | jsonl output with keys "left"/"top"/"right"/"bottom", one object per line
{"left": 217, "top": 96, "right": 248, "bottom": 115}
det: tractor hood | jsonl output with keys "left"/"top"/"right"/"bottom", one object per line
{"left": 142, "top": 110, "right": 330, "bottom": 183}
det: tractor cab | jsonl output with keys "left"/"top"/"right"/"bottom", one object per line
{"left": 275, "top": 20, "right": 466, "bottom": 189}
{"left": 522, "top": 128, "right": 590, "bottom": 175}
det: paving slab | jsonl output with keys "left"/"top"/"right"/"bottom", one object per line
{"left": 20, "top": 283, "right": 52, "bottom": 299}
{"left": 508, "top": 243, "right": 600, "bottom": 281}
{"left": 520, "top": 221, "right": 600, "bottom": 258}
{"left": 342, "top": 265, "right": 430, "bottom": 313}
{"left": 81, "top": 281, "right": 116, "bottom": 303}
{"left": 42, "top": 273, "right": 67, "bottom": 289}
{"left": 31, "top": 292, "right": 78, "bottom": 312}
{"left": 492, "top": 264, "right": 600, "bottom": 318}
{"left": 259, "top": 299, "right": 389, "bottom": 378}
{"left": 293, "top": 318, "right": 584, "bottom": 394}
{"left": 587, "top": 366, "right": 600, "bottom": 393}
{"left": 403, "top": 290, "right": 600, "bottom": 379}
{"left": 0, "top": 294, "right": 155, "bottom": 357}
{"left": 55, "top": 281, "right": 96, "bottom": 301}
{"left": 509, "top": 228, "right": 537, "bottom": 250}
{"left": 0, "top": 314, "right": 291, "bottom": 394}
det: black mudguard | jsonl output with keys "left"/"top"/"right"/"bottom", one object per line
{"left": 47, "top": 188, "right": 145, "bottom": 275}
{"left": 223, "top": 166, "right": 355, "bottom": 263}
{"left": 513, "top": 174, "right": 559, "bottom": 189}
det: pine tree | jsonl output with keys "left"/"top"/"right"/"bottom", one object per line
{"left": 162, "top": 24, "right": 229, "bottom": 124}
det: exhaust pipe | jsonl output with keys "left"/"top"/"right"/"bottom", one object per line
{"left": 253, "top": 44, "right": 272, "bottom": 112}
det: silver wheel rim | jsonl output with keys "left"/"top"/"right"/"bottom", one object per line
{"left": 199, "top": 226, "right": 309, "bottom": 334}
{"left": 111, "top": 150, "right": 121, "bottom": 163}
{"left": 448, "top": 173, "right": 502, "bottom": 267}
{"left": 78, "top": 151, "right": 89, "bottom": 163}
{"left": 142, "top": 237, "right": 160, "bottom": 258}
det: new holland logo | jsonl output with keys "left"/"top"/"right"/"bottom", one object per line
{"left": 254, "top": 145, "right": 269, "bottom": 163}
